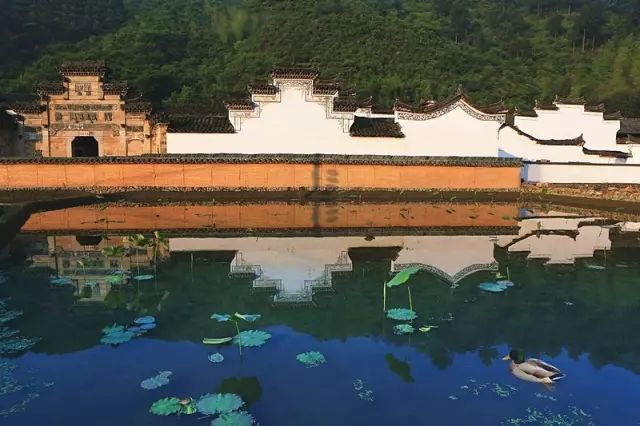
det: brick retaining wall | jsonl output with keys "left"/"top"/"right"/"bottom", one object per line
{"left": 0, "top": 155, "right": 521, "bottom": 191}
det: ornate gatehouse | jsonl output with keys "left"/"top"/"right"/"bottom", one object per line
{"left": 6, "top": 61, "right": 167, "bottom": 157}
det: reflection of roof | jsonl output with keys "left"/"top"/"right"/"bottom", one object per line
{"left": 168, "top": 115, "right": 235, "bottom": 133}
{"left": 349, "top": 117, "right": 404, "bottom": 138}
{"left": 59, "top": 60, "right": 107, "bottom": 76}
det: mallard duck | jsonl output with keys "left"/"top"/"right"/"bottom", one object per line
{"left": 502, "top": 349, "right": 565, "bottom": 384}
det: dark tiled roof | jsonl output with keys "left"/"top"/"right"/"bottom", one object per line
{"left": 168, "top": 115, "right": 235, "bottom": 133}
{"left": 270, "top": 68, "right": 319, "bottom": 80}
{"left": 0, "top": 154, "right": 522, "bottom": 168}
{"left": 248, "top": 84, "right": 278, "bottom": 95}
{"left": 582, "top": 147, "right": 631, "bottom": 158}
{"left": 514, "top": 108, "right": 538, "bottom": 117}
{"left": 59, "top": 60, "right": 106, "bottom": 76}
{"left": 6, "top": 101, "right": 44, "bottom": 114}
{"left": 395, "top": 93, "right": 506, "bottom": 117}
{"left": 619, "top": 118, "right": 640, "bottom": 135}
{"left": 502, "top": 124, "right": 585, "bottom": 146}
{"left": 123, "top": 102, "right": 152, "bottom": 113}
{"left": 584, "top": 103, "right": 605, "bottom": 113}
{"left": 371, "top": 106, "right": 395, "bottom": 115}
{"left": 102, "top": 81, "right": 128, "bottom": 95}
{"left": 313, "top": 81, "right": 340, "bottom": 95}
{"left": 333, "top": 96, "right": 373, "bottom": 112}
{"left": 477, "top": 100, "right": 509, "bottom": 114}
{"left": 224, "top": 100, "right": 255, "bottom": 111}
{"left": 604, "top": 111, "right": 623, "bottom": 120}
{"left": 349, "top": 117, "right": 404, "bottom": 138}
{"left": 554, "top": 95, "right": 586, "bottom": 105}
{"left": 393, "top": 99, "right": 421, "bottom": 113}
{"left": 36, "top": 81, "right": 64, "bottom": 95}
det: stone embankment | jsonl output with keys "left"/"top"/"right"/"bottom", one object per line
{"left": 523, "top": 183, "right": 640, "bottom": 203}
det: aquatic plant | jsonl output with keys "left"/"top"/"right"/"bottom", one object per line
{"left": 102, "top": 324, "right": 124, "bottom": 334}
{"left": 209, "top": 353, "right": 225, "bottom": 363}
{"left": 101, "top": 246, "right": 127, "bottom": 257}
{"left": 100, "top": 329, "right": 135, "bottom": 345}
{"left": 134, "top": 316, "right": 156, "bottom": 325}
{"left": 233, "top": 330, "right": 271, "bottom": 347}
{"left": 50, "top": 277, "right": 73, "bottom": 286}
{"left": 140, "top": 371, "right": 172, "bottom": 390}
{"left": 149, "top": 397, "right": 182, "bottom": 416}
{"left": 478, "top": 281, "right": 514, "bottom": 293}
{"left": 196, "top": 393, "right": 244, "bottom": 415}
{"left": 234, "top": 313, "right": 261, "bottom": 322}
{"left": 105, "top": 274, "right": 124, "bottom": 285}
{"left": 211, "top": 313, "right": 232, "bottom": 322}
{"left": 353, "top": 379, "right": 375, "bottom": 402}
{"left": 393, "top": 324, "right": 415, "bottom": 335}
{"left": 133, "top": 275, "right": 154, "bottom": 281}
{"left": 211, "top": 411, "right": 255, "bottom": 426}
{"left": 296, "top": 351, "right": 326, "bottom": 367}
{"left": 502, "top": 406, "right": 593, "bottom": 426}
{"left": 386, "top": 308, "right": 417, "bottom": 321}
{"left": 419, "top": 325, "right": 438, "bottom": 333}
{"left": 140, "top": 323, "right": 156, "bottom": 330}
{"left": 386, "top": 266, "right": 421, "bottom": 288}
{"left": 203, "top": 337, "right": 233, "bottom": 345}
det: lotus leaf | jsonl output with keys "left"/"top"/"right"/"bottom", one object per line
{"left": 211, "top": 313, "right": 232, "bottom": 322}
{"left": 106, "top": 275, "right": 124, "bottom": 285}
{"left": 211, "top": 411, "right": 255, "bottom": 426}
{"left": 50, "top": 277, "right": 72, "bottom": 286}
{"left": 386, "top": 308, "right": 417, "bottom": 321}
{"left": 141, "top": 371, "right": 172, "bottom": 390}
{"left": 196, "top": 393, "right": 244, "bottom": 415}
{"left": 203, "top": 337, "right": 233, "bottom": 345}
{"left": 296, "top": 351, "right": 326, "bottom": 367}
{"left": 134, "top": 316, "right": 156, "bottom": 325}
{"left": 386, "top": 266, "right": 421, "bottom": 287}
{"left": 585, "top": 264, "right": 605, "bottom": 270}
{"left": 233, "top": 330, "right": 271, "bottom": 348}
{"left": 478, "top": 282, "right": 509, "bottom": 293}
{"left": 102, "top": 323, "right": 124, "bottom": 334}
{"left": 150, "top": 397, "right": 182, "bottom": 416}
{"left": 140, "top": 323, "right": 156, "bottom": 331}
{"left": 134, "top": 274, "right": 154, "bottom": 281}
{"left": 496, "top": 280, "right": 515, "bottom": 287}
{"left": 234, "top": 313, "right": 261, "bottom": 322}
{"left": 101, "top": 330, "right": 135, "bottom": 345}
{"left": 209, "top": 353, "right": 225, "bottom": 363}
{"left": 393, "top": 324, "right": 415, "bottom": 335}
{"left": 181, "top": 400, "right": 197, "bottom": 415}
{"left": 127, "top": 326, "right": 142, "bottom": 333}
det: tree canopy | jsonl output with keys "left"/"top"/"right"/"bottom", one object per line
{"left": 1, "top": 0, "right": 640, "bottom": 114}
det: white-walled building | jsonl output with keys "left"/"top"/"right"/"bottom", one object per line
{"left": 165, "top": 68, "right": 640, "bottom": 183}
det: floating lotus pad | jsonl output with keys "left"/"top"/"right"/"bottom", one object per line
{"left": 386, "top": 308, "right": 417, "bottom": 321}
{"left": 211, "top": 411, "right": 255, "bottom": 426}
{"left": 50, "top": 277, "right": 73, "bottom": 286}
{"left": 101, "top": 330, "right": 135, "bottom": 345}
{"left": 419, "top": 325, "right": 438, "bottom": 333}
{"left": 233, "top": 330, "right": 271, "bottom": 348}
{"left": 141, "top": 371, "right": 172, "bottom": 390}
{"left": 234, "top": 313, "right": 261, "bottom": 322}
{"left": 203, "top": 337, "right": 233, "bottom": 345}
{"left": 478, "top": 282, "right": 511, "bottom": 293}
{"left": 496, "top": 280, "right": 515, "bottom": 287}
{"left": 102, "top": 324, "right": 125, "bottom": 334}
{"left": 150, "top": 397, "right": 182, "bottom": 416}
{"left": 209, "top": 353, "right": 225, "bottom": 363}
{"left": 196, "top": 393, "right": 244, "bottom": 415}
{"left": 296, "top": 351, "right": 326, "bottom": 367}
{"left": 386, "top": 266, "right": 421, "bottom": 287}
{"left": 133, "top": 274, "right": 154, "bottom": 281}
{"left": 211, "top": 313, "right": 232, "bottom": 322}
{"left": 134, "top": 316, "right": 156, "bottom": 325}
{"left": 393, "top": 324, "right": 415, "bottom": 335}
{"left": 139, "top": 323, "right": 157, "bottom": 331}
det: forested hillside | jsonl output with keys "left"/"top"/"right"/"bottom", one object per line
{"left": 1, "top": 0, "right": 640, "bottom": 114}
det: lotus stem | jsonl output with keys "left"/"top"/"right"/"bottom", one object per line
{"left": 383, "top": 281, "right": 387, "bottom": 312}
{"left": 407, "top": 284, "right": 413, "bottom": 312}
{"left": 234, "top": 320, "right": 242, "bottom": 356}
{"left": 507, "top": 266, "right": 511, "bottom": 281}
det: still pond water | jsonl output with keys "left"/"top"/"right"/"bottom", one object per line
{"left": 1, "top": 201, "right": 640, "bottom": 425}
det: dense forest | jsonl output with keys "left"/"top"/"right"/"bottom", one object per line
{"left": 1, "top": 0, "right": 640, "bottom": 114}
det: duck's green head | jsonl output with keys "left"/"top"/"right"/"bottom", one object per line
{"left": 502, "top": 349, "right": 525, "bottom": 364}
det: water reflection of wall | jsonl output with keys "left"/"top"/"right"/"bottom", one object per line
{"left": 29, "top": 235, "right": 155, "bottom": 301}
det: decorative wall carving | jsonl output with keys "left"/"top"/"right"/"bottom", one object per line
{"left": 55, "top": 104, "right": 115, "bottom": 111}
{"left": 397, "top": 101, "right": 505, "bottom": 123}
